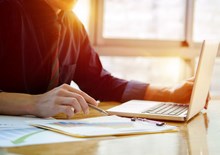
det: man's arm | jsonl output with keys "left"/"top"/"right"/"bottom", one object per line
{"left": 0, "top": 92, "right": 36, "bottom": 116}
{"left": 144, "top": 85, "right": 171, "bottom": 102}
{"left": 144, "top": 78, "right": 194, "bottom": 104}
{"left": 0, "top": 84, "right": 98, "bottom": 118}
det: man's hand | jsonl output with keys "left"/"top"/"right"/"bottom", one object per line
{"left": 170, "top": 78, "right": 210, "bottom": 108}
{"left": 33, "top": 84, "right": 98, "bottom": 118}
{"left": 145, "top": 78, "right": 210, "bottom": 108}
{"left": 169, "top": 78, "right": 194, "bottom": 103}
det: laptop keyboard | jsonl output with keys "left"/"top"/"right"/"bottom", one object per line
{"left": 142, "top": 103, "right": 188, "bottom": 116}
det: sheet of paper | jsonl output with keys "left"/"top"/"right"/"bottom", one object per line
{"left": 0, "top": 115, "right": 53, "bottom": 130}
{"left": 30, "top": 115, "right": 177, "bottom": 138}
{"left": 0, "top": 115, "right": 85, "bottom": 147}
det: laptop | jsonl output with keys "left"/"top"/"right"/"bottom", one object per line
{"left": 107, "top": 41, "right": 219, "bottom": 122}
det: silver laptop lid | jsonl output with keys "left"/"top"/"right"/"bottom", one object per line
{"left": 187, "top": 41, "right": 219, "bottom": 121}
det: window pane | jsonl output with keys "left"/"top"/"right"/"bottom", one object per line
{"left": 103, "top": 0, "right": 186, "bottom": 40}
{"left": 73, "top": 0, "right": 90, "bottom": 32}
{"left": 193, "top": 0, "right": 220, "bottom": 42}
{"left": 100, "top": 56, "right": 184, "bottom": 86}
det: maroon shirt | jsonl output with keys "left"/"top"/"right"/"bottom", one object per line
{"left": 0, "top": 0, "right": 147, "bottom": 102}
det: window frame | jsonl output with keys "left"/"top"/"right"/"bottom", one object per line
{"left": 87, "top": 0, "right": 219, "bottom": 57}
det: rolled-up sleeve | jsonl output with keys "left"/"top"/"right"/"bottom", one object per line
{"left": 121, "top": 80, "right": 148, "bottom": 102}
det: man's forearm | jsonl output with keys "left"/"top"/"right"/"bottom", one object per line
{"left": 144, "top": 85, "right": 172, "bottom": 102}
{"left": 0, "top": 92, "right": 36, "bottom": 116}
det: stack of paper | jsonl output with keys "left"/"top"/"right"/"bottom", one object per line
{"left": 0, "top": 115, "right": 177, "bottom": 147}
{"left": 30, "top": 115, "right": 177, "bottom": 138}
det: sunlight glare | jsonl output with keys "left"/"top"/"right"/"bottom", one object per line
{"left": 72, "top": 0, "right": 90, "bottom": 31}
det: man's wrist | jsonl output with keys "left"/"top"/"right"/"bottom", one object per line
{"left": 144, "top": 85, "right": 172, "bottom": 102}
{"left": 28, "top": 94, "right": 42, "bottom": 116}
{"left": 0, "top": 92, "right": 38, "bottom": 116}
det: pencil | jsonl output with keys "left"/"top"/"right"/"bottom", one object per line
{"left": 88, "top": 104, "right": 109, "bottom": 116}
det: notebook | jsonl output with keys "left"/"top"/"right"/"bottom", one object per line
{"left": 107, "top": 41, "right": 219, "bottom": 122}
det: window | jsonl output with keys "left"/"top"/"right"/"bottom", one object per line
{"left": 74, "top": 0, "right": 220, "bottom": 46}
{"left": 103, "top": 0, "right": 186, "bottom": 40}
{"left": 193, "top": 0, "right": 220, "bottom": 42}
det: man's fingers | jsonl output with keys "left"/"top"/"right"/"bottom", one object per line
{"left": 63, "top": 94, "right": 89, "bottom": 114}
{"left": 56, "top": 89, "right": 89, "bottom": 114}
{"left": 61, "top": 84, "right": 98, "bottom": 106}
{"left": 204, "top": 94, "right": 211, "bottom": 109}
{"left": 57, "top": 105, "right": 75, "bottom": 119}
{"left": 57, "top": 97, "right": 83, "bottom": 114}
{"left": 73, "top": 94, "right": 89, "bottom": 114}
{"left": 78, "top": 91, "right": 98, "bottom": 106}
{"left": 204, "top": 100, "right": 209, "bottom": 109}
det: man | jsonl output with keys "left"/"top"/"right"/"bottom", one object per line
{"left": 0, "top": 0, "right": 199, "bottom": 118}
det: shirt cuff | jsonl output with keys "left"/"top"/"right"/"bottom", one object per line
{"left": 121, "top": 80, "right": 148, "bottom": 102}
